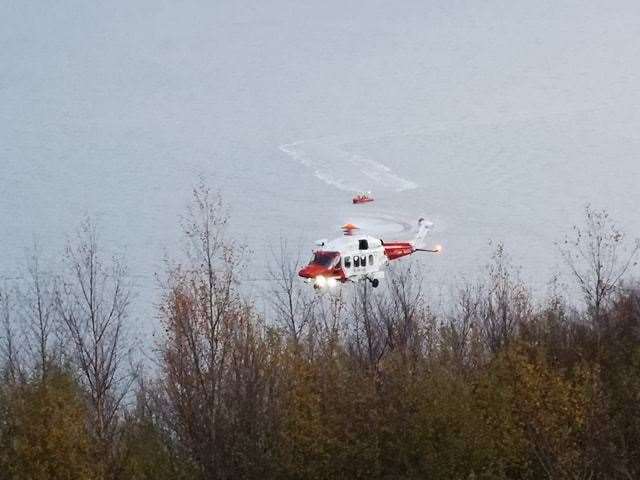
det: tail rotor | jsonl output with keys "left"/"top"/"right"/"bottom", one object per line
{"left": 411, "top": 218, "right": 442, "bottom": 253}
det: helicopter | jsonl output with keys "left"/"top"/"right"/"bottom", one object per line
{"left": 298, "top": 218, "right": 441, "bottom": 289}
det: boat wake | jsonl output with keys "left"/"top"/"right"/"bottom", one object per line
{"left": 339, "top": 211, "right": 426, "bottom": 239}
{"left": 280, "top": 138, "right": 417, "bottom": 193}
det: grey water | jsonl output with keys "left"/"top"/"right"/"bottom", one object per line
{"left": 2, "top": 0, "right": 640, "bottom": 338}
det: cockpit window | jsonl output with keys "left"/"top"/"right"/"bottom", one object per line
{"left": 310, "top": 251, "right": 340, "bottom": 268}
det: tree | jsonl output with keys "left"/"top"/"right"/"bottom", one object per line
{"left": 0, "top": 368, "right": 94, "bottom": 480}
{"left": 16, "top": 248, "right": 60, "bottom": 381}
{"left": 441, "top": 281, "right": 483, "bottom": 371}
{"left": 118, "top": 375, "right": 198, "bottom": 480}
{"left": 480, "top": 243, "right": 531, "bottom": 354}
{"left": 476, "top": 345, "right": 598, "bottom": 479}
{"left": 267, "top": 240, "right": 317, "bottom": 347}
{"left": 348, "top": 281, "right": 386, "bottom": 371}
{"left": 559, "top": 205, "right": 640, "bottom": 323}
{"left": 0, "top": 287, "right": 21, "bottom": 384}
{"left": 381, "top": 264, "right": 432, "bottom": 362}
{"left": 157, "top": 183, "right": 279, "bottom": 479}
{"left": 55, "top": 218, "right": 135, "bottom": 477}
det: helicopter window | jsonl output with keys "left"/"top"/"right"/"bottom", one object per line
{"left": 353, "top": 256, "right": 360, "bottom": 268}
{"left": 369, "top": 255, "right": 374, "bottom": 265}
{"left": 343, "top": 256, "right": 351, "bottom": 268}
{"left": 358, "top": 239, "right": 368, "bottom": 250}
{"left": 310, "top": 251, "right": 339, "bottom": 268}
{"left": 361, "top": 256, "right": 367, "bottom": 267}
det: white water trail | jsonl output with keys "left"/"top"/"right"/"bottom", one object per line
{"left": 280, "top": 138, "right": 417, "bottom": 193}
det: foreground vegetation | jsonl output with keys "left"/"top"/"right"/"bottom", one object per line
{"left": 1, "top": 186, "right": 639, "bottom": 480}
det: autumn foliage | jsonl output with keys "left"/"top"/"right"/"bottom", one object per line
{"left": 1, "top": 192, "right": 639, "bottom": 479}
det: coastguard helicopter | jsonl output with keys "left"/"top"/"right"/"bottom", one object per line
{"left": 298, "top": 218, "right": 441, "bottom": 289}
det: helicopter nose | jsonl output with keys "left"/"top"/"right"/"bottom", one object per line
{"left": 298, "top": 264, "right": 326, "bottom": 279}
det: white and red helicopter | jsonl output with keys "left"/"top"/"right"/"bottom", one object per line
{"left": 298, "top": 218, "right": 442, "bottom": 289}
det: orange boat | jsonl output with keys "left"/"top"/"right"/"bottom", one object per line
{"left": 352, "top": 191, "right": 374, "bottom": 204}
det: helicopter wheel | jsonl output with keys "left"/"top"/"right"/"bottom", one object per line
{"left": 371, "top": 278, "right": 379, "bottom": 288}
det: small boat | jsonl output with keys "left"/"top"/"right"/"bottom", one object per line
{"left": 352, "top": 191, "right": 374, "bottom": 204}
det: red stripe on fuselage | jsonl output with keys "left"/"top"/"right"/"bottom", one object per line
{"left": 383, "top": 242, "right": 415, "bottom": 261}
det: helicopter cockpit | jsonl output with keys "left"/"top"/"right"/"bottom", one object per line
{"left": 309, "top": 251, "right": 340, "bottom": 269}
